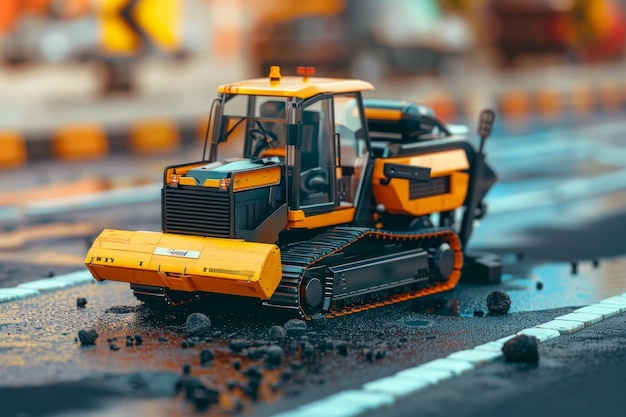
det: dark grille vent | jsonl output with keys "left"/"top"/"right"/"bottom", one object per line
{"left": 410, "top": 176, "right": 451, "bottom": 200}
{"left": 163, "top": 187, "right": 232, "bottom": 238}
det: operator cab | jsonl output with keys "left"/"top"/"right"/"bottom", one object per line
{"left": 207, "top": 66, "right": 372, "bottom": 225}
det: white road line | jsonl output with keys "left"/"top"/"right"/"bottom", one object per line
{"left": 1, "top": 270, "right": 93, "bottom": 303}
{"left": 536, "top": 319, "right": 585, "bottom": 334}
{"left": 574, "top": 304, "right": 622, "bottom": 319}
{"left": 270, "top": 292, "right": 626, "bottom": 417}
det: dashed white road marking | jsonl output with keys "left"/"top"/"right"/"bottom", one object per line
{"left": 554, "top": 311, "right": 603, "bottom": 326}
{"left": 517, "top": 327, "right": 561, "bottom": 342}
{"left": 574, "top": 304, "right": 622, "bottom": 318}
{"left": 1, "top": 270, "right": 93, "bottom": 302}
{"left": 536, "top": 319, "right": 585, "bottom": 334}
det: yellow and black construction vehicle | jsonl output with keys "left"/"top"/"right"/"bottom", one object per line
{"left": 85, "top": 66, "right": 499, "bottom": 319}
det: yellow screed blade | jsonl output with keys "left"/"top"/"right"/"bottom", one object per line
{"left": 85, "top": 229, "right": 282, "bottom": 300}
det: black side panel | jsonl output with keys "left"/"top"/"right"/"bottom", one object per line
{"left": 329, "top": 249, "right": 429, "bottom": 300}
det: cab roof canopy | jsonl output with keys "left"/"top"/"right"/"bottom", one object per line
{"left": 218, "top": 76, "right": 374, "bottom": 99}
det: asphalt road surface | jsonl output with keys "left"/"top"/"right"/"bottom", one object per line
{"left": 1, "top": 114, "right": 626, "bottom": 417}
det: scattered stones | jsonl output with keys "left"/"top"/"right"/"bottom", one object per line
{"left": 246, "top": 346, "right": 267, "bottom": 360}
{"left": 473, "top": 310, "right": 485, "bottom": 317}
{"left": 134, "top": 334, "right": 143, "bottom": 345}
{"left": 182, "top": 364, "right": 191, "bottom": 375}
{"left": 335, "top": 340, "right": 348, "bottom": 356}
{"left": 244, "top": 366, "right": 263, "bottom": 379}
{"left": 226, "top": 380, "right": 239, "bottom": 391}
{"left": 502, "top": 334, "right": 539, "bottom": 363}
{"left": 106, "top": 337, "right": 117, "bottom": 343}
{"left": 158, "top": 336, "right": 168, "bottom": 343}
{"left": 76, "top": 297, "right": 88, "bottom": 308}
{"left": 109, "top": 343, "right": 120, "bottom": 351}
{"left": 125, "top": 337, "right": 134, "bottom": 347}
{"left": 105, "top": 305, "right": 139, "bottom": 314}
{"left": 265, "top": 345, "right": 284, "bottom": 366}
{"left": 486, "top": 290, "right": 511, "bottom": 315}
{"left": 181, "top": 340, "right": 189, "bottom": 349}
{"left": 284, "top": 319, "right": 307, "bottom": 336}
{"left": 232, "top": 359, "right": 241, "bottom": 371}
{"left": 310, "top": 313, "right": 327, "bottom": 328}
{"left": 200, "top": 349, "right": 214, "bottom": 366}
{"left": 229, "top": 339, "right": 249, "bottom": 353}
{"left": 364, "top": 347, "right": 386, "bottom": 362}
{"left": 281, "top": 369, "right": 292, "bottom": 381}
{"left": 175, "top": 376, "right": 220, "bottom": 412}
{"left": 300, "top": 340, "right": 315, "bottom": 358}
{"left": 289, "top": 339, "right": 299, "bottom": 353}
{"left": 268, "top": 325, "right": 286, "bottom": 343}
{"left": 78, "top": 329, "right": 99, "bottom": 346}
{"left": 186, "top": 313, "right": 212, "bottom": 337}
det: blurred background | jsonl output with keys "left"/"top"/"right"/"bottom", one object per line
{"left": 1, "top": 0, "right": 626, "bottom": 186}
{"left": 1, "top": 0, "right": 625, "bottom": 96}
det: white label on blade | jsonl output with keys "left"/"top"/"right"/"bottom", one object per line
{"left": 154, "top": 247, "right": 201, "bottom": 259}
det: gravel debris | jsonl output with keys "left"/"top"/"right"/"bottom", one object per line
{"left": 76, "top": 297, "right": 87, "bottom": 308}
{"left": 265, "top": 345, "right": 284, "bottom": 366}
{"left": 105, "top": 305, "right": 139, "bottom": 314}
{"left": 311, "top": 313, "right": 327, "bottom": 328}
{"left": 185, "top": 313, "right": 212, "bottom": 337}
{"left": 200, "top": 349, "right": 214, "bottom": 365}
{"left": 486, "top": 290, "right": 512, "bottom": 315}
{"left": 134, "top": 334, "right": 143, "bottom": 345}
{"left": 502, "top": 334, "right": 539, "bottom": 363}
{"left": 229, "top": 339, "right": 249, "bottom": 353}
{"left": 158, "top": 336, "right": 168, "bottom": 343}
{"left": 78, "top": 329, "right": 99, "bottom": 346}
{"left": 109, "top": 343, "right": 120, "bottom": 351}
{"left": 268, "top": 325, "right": 286, "bottom": 343}
{"left": 284, "top": 319, "right": 307, "bottom": 336}
{"left": 335, "top": 340, "right": 349, "bottom": 356}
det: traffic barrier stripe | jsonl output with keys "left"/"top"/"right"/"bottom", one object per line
{"left": 571, "top": 84, "right": 594, "bottom": 115}
{"left": 498, "top": 89, "right": 532, "bottom": 120}
{"left": 0, "top": 131, "right": 27, "bottom": 168}
{"left": 536, "top": 88, "right": 562, "bottom": 119}
{"left": 130, "top": 119, "right": 181, "bottom": 155}
{"left": 6, "top": 80, "right": 626, "bottom": 166}
{"left": 598, "top": 81, "right": 624, "bottom": 111}
{"left": 53, "top": 124, "right": 109, "bottom": 161}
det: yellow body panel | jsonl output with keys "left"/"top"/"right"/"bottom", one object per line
{"left": 232, "top": 166, "right": 281, "bottom": 191}
{"left": 287, "top": 207, "right": 355, "bottom": 229}
{"left": 218, "top": 76, "right": 374, "bottom": 99}
{"left": 372, "top": 149, "right": 470, "bottom": 216}
{"left": 85, "top": 229, "right": 282, "bottom": 300}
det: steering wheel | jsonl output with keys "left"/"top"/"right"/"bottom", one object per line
{"left": 300, "top": 167, "right": 328, "bottom": 195}
{"left": 249, "top": 124, "right": 278, "bottom": 158}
